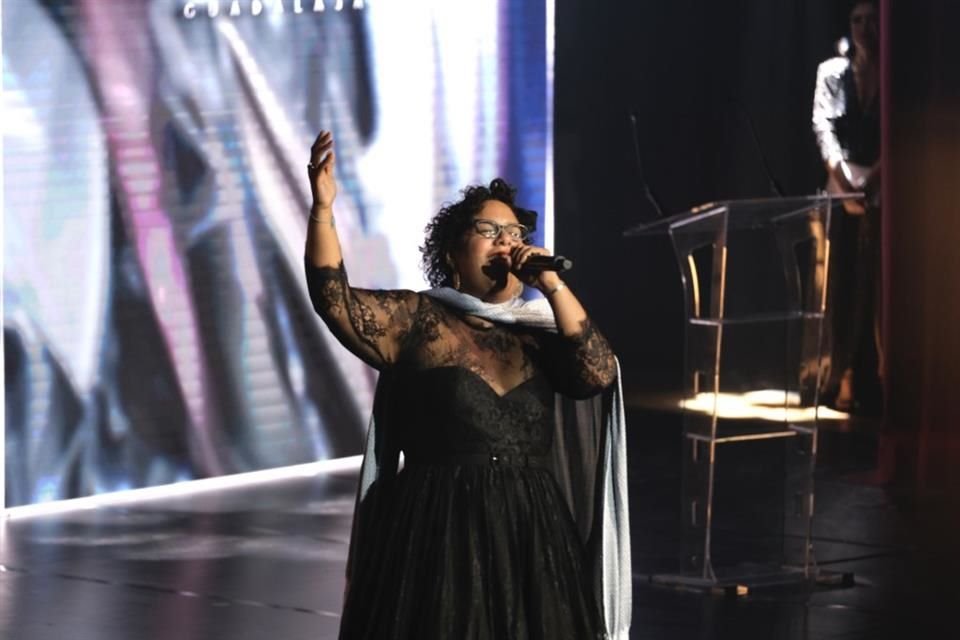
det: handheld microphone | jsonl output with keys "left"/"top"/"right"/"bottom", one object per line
{"left": 521, "top": 255, "right": 573, "bottom": 273}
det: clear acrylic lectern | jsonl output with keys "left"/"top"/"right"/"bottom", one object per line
{"left": 625, "top": 194, "right": 857, "bottom": 594}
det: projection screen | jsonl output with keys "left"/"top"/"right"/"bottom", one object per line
{"left": 2, "top": 0, "right": 553, "bottom": 507}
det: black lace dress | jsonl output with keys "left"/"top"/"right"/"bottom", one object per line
{"left": 305, "top": 261, "right": 618, "bottom": 640}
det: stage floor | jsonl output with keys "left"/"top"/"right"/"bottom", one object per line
{"left": 1, "top": 410, "right": 956, "bottom": 639}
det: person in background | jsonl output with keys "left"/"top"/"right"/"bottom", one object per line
{"left": 812, "top": 0, "right": 882, "bottom": 414}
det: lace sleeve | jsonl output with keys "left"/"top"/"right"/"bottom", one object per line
{"left": 541, "top": 317, "right": 617, "bottom": 399}
{"left": 304, "top": 258, "right": 419, "bottom": 369}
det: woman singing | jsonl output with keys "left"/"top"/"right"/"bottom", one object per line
{"left": 304, "top": 131, "right": 631, "bottom": 639}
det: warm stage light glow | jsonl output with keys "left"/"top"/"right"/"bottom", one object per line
{"left": 680, "top": 390, "right": 849, "bottom": 422}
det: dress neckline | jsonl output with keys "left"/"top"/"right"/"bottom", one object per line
{"left": 414, "top": 365, "right": 542, "bottom": 399}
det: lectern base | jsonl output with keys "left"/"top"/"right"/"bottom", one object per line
{"left": 643, "top": 563, "right": 855, "bottom": 597}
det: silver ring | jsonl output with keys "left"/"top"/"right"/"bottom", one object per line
{"left": 308, "top": 162, "right": 318, "bottom": 170}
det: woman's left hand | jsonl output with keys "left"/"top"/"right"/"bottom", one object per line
{"left": 510, "top": 244, "right": 562, "bottom": 292}
{"left": 308, "top": 130, "right": 337, "bottom": 210}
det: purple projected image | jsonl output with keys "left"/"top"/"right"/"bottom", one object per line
{"left": 2, "top": 0, "right": 551, "bottom": 506}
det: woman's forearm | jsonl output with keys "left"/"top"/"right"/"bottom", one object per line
{"left": 542, "top": 279, "right": 618, "bottom": 393}
{"left": 543, "top": 279, "right": 589, "bottom": 337}
{"left": 305, "top": 131, "right": 341, "bottom": 269}
{"left": 304, "top": 204, "right": 343, "bottom": 269}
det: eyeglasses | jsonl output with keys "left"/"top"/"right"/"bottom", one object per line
{"left": 472, "top": 219, "right": 530, "bottom": 242}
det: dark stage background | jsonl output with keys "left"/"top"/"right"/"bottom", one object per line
{"left": 554, "top": 0, "right": 845, "bottom": 394}
{"left": 554, "top": 0, "right": 960, "bottom": 559}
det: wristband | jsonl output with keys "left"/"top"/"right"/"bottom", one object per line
{"left": 545, "top": 281, "right": 567, "bottom": 297}
{"left": 309, "top": 213, "right": 335, "bottom": 226}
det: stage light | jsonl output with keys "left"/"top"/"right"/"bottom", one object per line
{"left": 679, "top": 390, "right": 849, "bottom": 423}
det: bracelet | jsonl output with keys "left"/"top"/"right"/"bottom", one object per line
{"left": 309, "top": 213, "right": 335, "bottom": 226}
{"left": 545, "top": 281, "right": 567, "bottom": 297}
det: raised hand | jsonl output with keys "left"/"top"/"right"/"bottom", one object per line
{"left": 308, "top": 130, "right": 337, "bottom": 211}
{"left": 510, "top": 243, "right": 562, "bottom": 293}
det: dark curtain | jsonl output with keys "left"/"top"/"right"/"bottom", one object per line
{"left": 883, "top": 0, "right": 960, "bottom": 498}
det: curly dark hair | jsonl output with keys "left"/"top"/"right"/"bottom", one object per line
{"left": 420, "top": 178, "right": 538, "bottom": 288}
